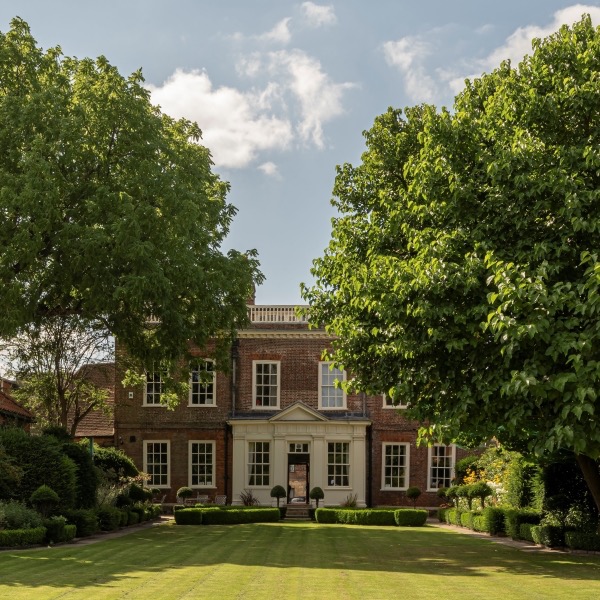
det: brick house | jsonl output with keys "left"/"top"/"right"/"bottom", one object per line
{"left": 114, "top": 303, "right": 471, "bottom": 507}
{"left": 0, "top": 378, "right": 35, "bottom": 431}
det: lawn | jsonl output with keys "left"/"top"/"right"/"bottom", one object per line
{"left": 0, "top": 521, "right": 599, "bottom": 599}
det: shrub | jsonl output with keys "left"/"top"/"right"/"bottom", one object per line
{"left": 129, "top": 483, "right": 152, "bottom": 502}
{"left": 503, "top": 509, "right": 541, "bottom": 539}
{"left": 455, "top": 485, "right": 472, "bottom": 510}
{"left": 338, "top": 509, "right": 396, "bottom": 526}
{"left": 531, "top": 524, "right": 565, "bottom": 548}
{"left": 482, "top": 507, "right": 505, "bottom": 535}
{"left": 405, "top": 487, "right": 421, "bottom": 508}
{"left": 308, "top": 507, "right": 316, "bottom": 521}
{"left": 519, "top": 523, "right": 536, "bottom": 543}
{"left": 437, "top": 507, "right": 449, "bottom": 522}
{"left": 63, "top": 508, "right": 99, "bottom": 537}
{"left": 176, "top": 487, "right": 194, "bottom": 500}
{"left": 394, "top": 509, "right": 428, "bottom": 527}
{"left": 43, "top": 516, "right": 67, "bottom": 543}
{"left": 0, "top": 428, "right": 77, "bottom": 511}
{"left": 309, "top": 487, "right": 324, "bottom": 508}
{"left": 460, "top": 511, "right": 475, "bottom": 529}
{"left": 129, "top": 505, "right": 146, "bottom": 523}
{"left": 64, "top": 524, "right": 77, "bottom": 541}
{"left": 315, "top": 508, "right": 336, "bottom": 523}
{"left": 127, "top": 510, "right": 140, "bottom": 526}
{"left": 270, "top": 485, "right": 286, "bottom": 508}
{"left": 92, "top": 445, "right": 138, "bottom": 478}
{"left": 239, "top": 489, "right": 260, "bottom": 506}
{"left": 119, "top": 509, "right": 129, "bottom": 527}
{"left": 96, "top": 506, "right": 122, "bottom": 531}
{"left": 0, "top": 526, "right": 46, "bottom": 547}
{"left": 468, "top": 482, "right": 493, "bottom": 509}
{"left": 0, "top": 500, "right": 43, "bottom": 529}
{"left": 565, "top": 531, "right": 600, "bottom": 551}
{"left": 60, "top": 442, "right": 99, "bottom": 509}
{"left": 174, "top": 508, "right": 204, "bottom": 525}
{"left": 444, "top": 486, "right": 459, "bottom": 507}
{"left": 30, "top": 485, "right": 60, "bottom": 518}
{"left": 444, "top": 508, "right": 462, "bottom": 526}
{"left": 279, "top": 507, "right": 287, "bottom": 520}
{"left": 454, "top": 455, "right": 480, "bottom": 484}
{"left": 472, "top": 515, "right": 487, "bottom": 532}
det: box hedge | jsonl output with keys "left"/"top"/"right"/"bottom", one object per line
{"left": 63, "top": 508, "right": 99, "bottom": 537}
{"left": 503, "top": 509, "right": 541, "bottom": 539}
{"left": 174, "top": 508, "right": 204, "bottom": 525}
{"left": 0, "top": 526, "right": 46, "bottom": 547}
{"left": 96, "top": 506, "right": 122, "bottom": 531}
{"left": 531, "top": 525, "right": 565, "bottom": 548}
{"left": 565, "top": 531, "right": 600, "bottom": 551}
{"left": 394, "top": 509, "right": 428, "bottom": 527}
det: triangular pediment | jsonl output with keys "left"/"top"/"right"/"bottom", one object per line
{"left": 269, "top": 401, "right": 329, "bottom": 422}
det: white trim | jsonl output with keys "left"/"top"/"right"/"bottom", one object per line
{"left": 427, "top": 444, "right": 456, "bottom": 491}
{"left": 318, "top": 362, "right": 346, "bottom": 410}
{"left": 188, "top": 440, "right": 216, "bottom": 488}
{"left": 188, "top": 359, "right": 217, "bottom": 407}
{"left": 252, "top": 360, "right": 280, "bottom": 410}
{"left": 143, "top": 440, "right": 170, "bottom": 488}
{"left": 325, "top": 440, "right": 351, "bottom": 488}
{"left": 381, "top": 442, "right": 410, "bottom": 490}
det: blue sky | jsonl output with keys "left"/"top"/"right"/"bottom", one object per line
{"left": 2, "top": 1, "right": 599, "bottom": 304}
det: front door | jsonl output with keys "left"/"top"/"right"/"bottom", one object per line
{"left": 287, "top": 453, "right": 310, "bottom": 503}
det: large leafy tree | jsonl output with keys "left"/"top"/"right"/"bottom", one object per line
{"left": 303, "top": 16, "right": 600, "bottom": 509}
{"left": 0, "top": 19, "right": 261, "bottom": 383}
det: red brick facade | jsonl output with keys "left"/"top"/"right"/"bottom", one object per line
{"left": 114, "top": 307, "right": 471, "bottom": 506}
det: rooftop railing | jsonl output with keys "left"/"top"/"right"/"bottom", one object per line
{"left": 248, "top": 305, "right": 309, "bottom": 323}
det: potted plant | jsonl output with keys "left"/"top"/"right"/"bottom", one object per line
{"left": 406, "top": 486, "right": 422, "bottom": 508}
{"left": 309, "top": 486, "right": 324, "bottom": 508}
{"left": 176, "top": 486, "right": 194, "bottom": 504}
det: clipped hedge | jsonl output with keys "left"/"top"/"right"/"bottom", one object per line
{"left": 519, "top": 523, "right": 536, "bottom": 543}
{"left": 482, "top": 507, "right": 505, "bottom": 535}
{"left": 0, "top": 526, "right": 46, "bottom": 547}
{"left": 437, "top": 507, "right": 449, "bottom": 523}
{"left": 127, "top": 510, "right": 140, "bottom": 526}
{"left": 565, "top": 531, "right": 600, "bottom": 551}
{"left": 444, "top": 508, "right": 463, "bottom": 526}
{"left": 96, "top": 506, "right": 123, "bottom": 531}
{"left": 503, "top": 509, "right": 541, "bottom": 539}
{"left": 394, "top": 509, "right": 428, "bottom": 527}
{"left": 531, "top": 525, "right": 565, "bottom": 548}
{"left": 63, "top": 508, "right": 99, "bottom": 537}
{"left": 472, "top": 514, "right": 487, "bottom": 532}
{"left": 460, "top": 511, "right": 475, "bottom": 529}
{"left": 174, "top": 508, "right": 204, "bottom": 525}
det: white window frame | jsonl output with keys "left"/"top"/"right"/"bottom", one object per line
{"left": 247, "top": 441, "right": 270, "bottom": 487}
{"left": 189, "top": 359, "right": 216, "bottom": 407}
{"left": 252, "top": 361, "right": 280, "bottom": 409}
{"left": 188, "top": 440, "right": 216, "bottom": 488}
{"left": 381, "top": 443, "right": 410, "bottom": 490}
{"left": 382, "top": 394, "right": 408, "bottom": 409}
{"left": 326, "top": 441, "right": 350, "bottom": 487}
{"left": 427, "top": 444, "right": 456, "bottom": 491}
{"left": 143, "top": 440, "right": 170, "bottom": 488}
{"left": 143, "top": 370, "right": 165, "bottom": 406}
{"left": 319, "top": 362, "right": 346, "bottom": 409}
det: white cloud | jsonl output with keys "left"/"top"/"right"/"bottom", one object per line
{"left": 382, "top": 4, "right": 600, "bottom": 104}
{"left": 301, "top": 2, "right": 337, "bottom": 28}
{"left": 480, "top": 4, "right": 600, "bottom": 71}
{"left": 267, "top": 49, "right": 356, "bottom": 147}
{"left": 259, "top": 18, "right": 292, "bottom": 45}
{"left": 258, "top": 161, "right": 280, "bottom": 177}
{"left": 382, "top": 36, "right": 439, "bottom": 102}
{"left": 149, "top": 69, "right": 293, "bottom": 168}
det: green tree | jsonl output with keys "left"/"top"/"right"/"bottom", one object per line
{"left": 303, "top": 16, "right": 600, "bottom": 510}
{"left": 2, "top": 316, "right": 113, "bottom": 435}
{"left": 0, "top": 18, "right": 261, "bottom": 388}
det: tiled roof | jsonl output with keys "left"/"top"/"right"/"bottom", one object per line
{"left": 71, "top": 363, "right": 115, "bottom": 438}
{"left": 0, "top": 389, "right": 34, "bottom": 421}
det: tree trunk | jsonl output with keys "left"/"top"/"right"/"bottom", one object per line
{"left": 575, "top": 453, "right": 600, "bottom": 515}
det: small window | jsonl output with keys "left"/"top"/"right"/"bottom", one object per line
{"left": 253, "top": 361, "right": 280, "bottom": 409}
{"left": 382, "top": 443, "right": 409, "bottom": 490}
{"left": 319, "top": 362, "right": 346, "bottom": 409}
{"left": 289, "top": 443, "right": 309, "bottom": 453}
{"left": 383, "top": 394, "right": 408, "bottom": 409}
{"left": 189, "top": 441, "right": 215, "bottom": 487}
{"left": 327, "top": 442, "right": 349, "bottom": 486}
{"left": 248, "top": 441, "right": 270, "bottom": 486}
{"left": 144, "top": 441, "right": 170, "bottom": 488}
{"left": 190, "top": 360, "right": 216, "bottom": 406}
{"left": 428, "top": 444, "right": 456, "bottom": 490}
{"left": 144, "top": 370, "right": 164, "bottom": 405}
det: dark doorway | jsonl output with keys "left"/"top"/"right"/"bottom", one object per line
{"left": 287, "top": 453, "right": 309, "bottom": 503}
